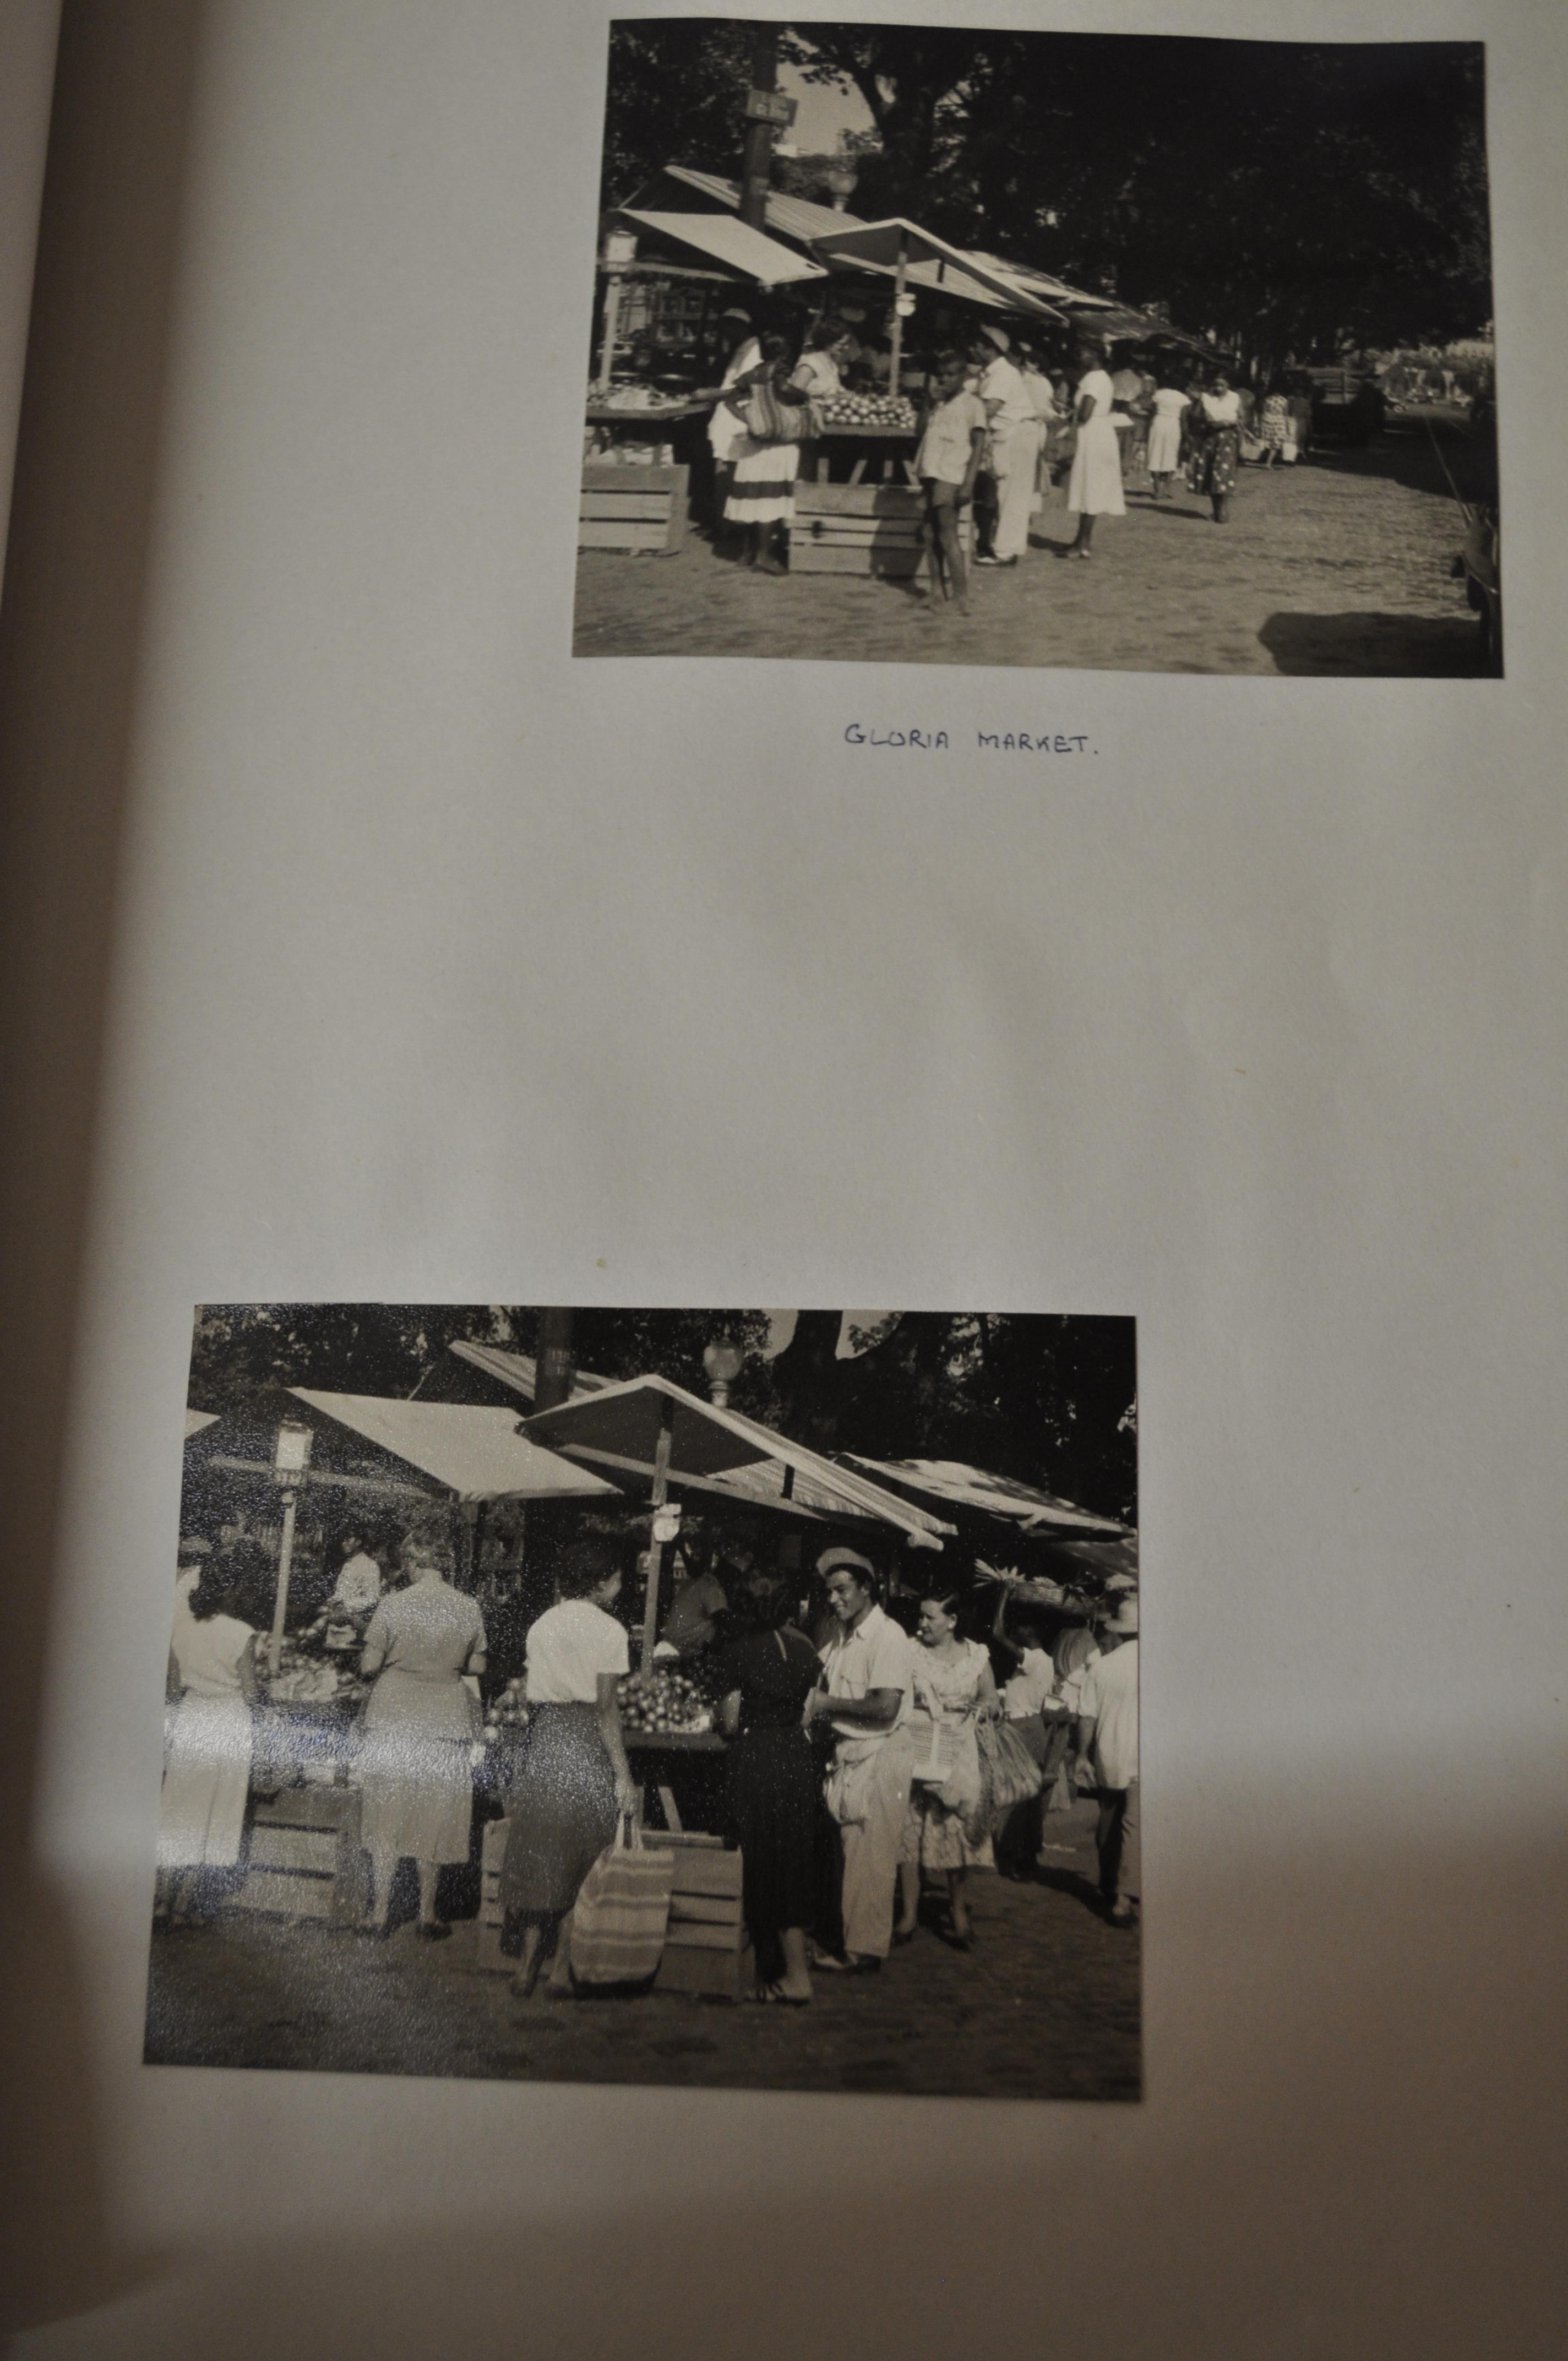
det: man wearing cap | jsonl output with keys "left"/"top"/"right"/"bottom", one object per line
{"left": 1075, "top": 1597, "right": 1140, "bottom": 1925}
{"left": 971, "top": 326, "right": 1040, "bottom": 567}
{"left": 803, "top": 1547, "right": 917, "bottom": 1972}
{"left": 704, "top": 308, "right": 762, "bottom": 539}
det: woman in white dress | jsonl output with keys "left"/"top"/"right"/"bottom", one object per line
{"left": 1064, "top": 342, "right": 1126, "bottom": 557}
{"left": 1146, "top": 374, "right": 1191, "bottom": 499}
{"left": 894, "top": 1593, "right": 999, "bottom": 1950}
{"left": 157, "top": 1555, "right": 260, "bottom": 1924}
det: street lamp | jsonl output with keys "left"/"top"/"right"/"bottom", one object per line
{"left": 703, "top": 1338, "right": 745, "bottom": 1408}
{"left": 268, "top": 1417, "right": 313, "bottom": 1674}
{"left": 823, "top": 160, "right": 860, "bottom": 213}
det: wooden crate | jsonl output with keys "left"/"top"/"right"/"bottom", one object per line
{"left": 473, "top": 1820, "right": 752, "bottom": 1998}
{"left": 232, "top": 1783, "right": 367, "bottom": 1924}
{"left": 473, "top": 1815, "right": 510, "bottom": 1973}
{"left": 645, "top": 1834, "right": 750, "bottom": 2000}
{"left": 791, "top": 481, "right": 971, "bottom": 578}
{"left": 580, "top": 462, "right": 689, "bottom": 554}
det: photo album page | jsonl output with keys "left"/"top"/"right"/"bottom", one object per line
{"left": 2, "top": 5, "right": 1564, "bottom": 2358}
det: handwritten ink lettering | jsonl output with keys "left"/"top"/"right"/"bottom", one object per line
{"left": 844, "top": 724, "right": 1093, "bottom": 753}
{"left": 843, "top": 725, "right": 950, "bottom": 749}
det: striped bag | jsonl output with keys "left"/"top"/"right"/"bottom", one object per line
{"left": 569, "top": 1819, "right": 674, "bottom": 1987}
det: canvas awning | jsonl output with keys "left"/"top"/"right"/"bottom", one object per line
{"left": 810, "top": 218, "right": 1066, "bottom": 322}
{"left": 840, "top": 1454, "right": 1130, "bottom": 1542}
{"left": 520, "top": 1374, "right": 954, "bottom": 1546}
{"left": 619, "top": 209, "right": 828, "bottom": 289}
{"left": 286, "top": 1390, "right": 619, "bottom": 1505}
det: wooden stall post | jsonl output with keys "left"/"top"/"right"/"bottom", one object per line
{"left": 889, "top": 225, "right": 910, "bottom": 398}
{"left": 268, "top": 1483, "right": 300, "bottom": 1678}
{"left": 640, "top": 1394, "right": 676, "bottom": 1673}
{"left": 596, "top": 268, "right": 625, "bottom": 396}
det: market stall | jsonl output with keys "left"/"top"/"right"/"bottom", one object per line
{"left": 519, "top": 1372, "right": 954, "bottom": 1835}
{"left": 584, "top": 209, "right": 827, "bottom": 549}
{"left": 204, "top": 1391, "right": 617, "bottom": 1921}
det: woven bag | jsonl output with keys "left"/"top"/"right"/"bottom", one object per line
{"left": 569, "top": 1819, "right": 674, "bottom": 1987}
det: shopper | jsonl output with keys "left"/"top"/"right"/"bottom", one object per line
{"left": 703, "top": 306, "right": 761, "bottom": 538}
{"left": 1064, "top": 340, "right": 1126, "bottom": 556}
{"left": 1075, "top": 1596, "right": 1139, "bottom": 1924}
{"left": 156, "top": 1552, "right": 261, "bottom": 1925}
{"left": 895, "top": 1592, "right": 998, "bottom": 1948}
{"left": 1146, "top": 372, "right": 1191, "bottom": 498}
{"left": 804, "top": 1547, "right": 916, "bottom": 1974}
{"left": 990, "top": 1590, "right": 1059, "bottom": 1876}
{"left": 356, "top": 1526, "right": 487, "bottom": 1940}
{"left": 499, "top": 1534, "right": 638, "bottom": 1996}
{"left": 714, "top": 1568, "right": 823, "bottom": 2003}
{"left": 1188, "top": 368, "right": 1243, "bottom": 521}
{"left": 720, "top": 334, "right": 810, "bottom": 572}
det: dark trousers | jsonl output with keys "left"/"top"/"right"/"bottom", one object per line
{"left": 973, "top": 469, "right": 999, "bottom": 556}
{"left": 812, "top": 1802, "right": 845, "bottom": 1958}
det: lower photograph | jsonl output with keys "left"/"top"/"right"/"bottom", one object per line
{"left": 150, "top": 1304, "right": 1140, "bottom": 2101}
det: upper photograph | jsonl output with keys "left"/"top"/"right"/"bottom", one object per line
{"left": 573, "top": 19, "right": 1500, "bottom": 676}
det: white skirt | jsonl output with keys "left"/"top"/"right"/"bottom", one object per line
{"left": 725, "top": 433, "right": 799, "bottom": 524}
{"left": 1147, "top": 413, "right": 1184, "bottom": 474}
{"left": 159, "top": 1692, "right": 253, "bottom": 1868}
{"left": 1066, "top": 416, "right": 1126, "bottom": 516}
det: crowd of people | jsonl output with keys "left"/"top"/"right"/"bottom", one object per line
{"left": 155, "top": 1509, "right": 1141, "bottom": 2007}
{"left": 696, "top": 301, "right": 1322, "bottom": 611}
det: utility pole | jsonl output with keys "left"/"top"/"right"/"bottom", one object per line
{"left": 535, "top": 1307, "right": 575, "bottom": 1412}
{"left": 739, "top": 21, "right": 780, "bottom": 231}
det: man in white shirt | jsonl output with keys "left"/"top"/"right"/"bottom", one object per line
{"left": 804, "top": 1546, "right": 916, "bottom": 1972}
{"left": 1075, "top": 1596, "right": 1140, "bottom": 1924}
{"left": 971, "top": 327, "right": 1041, "bottom": 565}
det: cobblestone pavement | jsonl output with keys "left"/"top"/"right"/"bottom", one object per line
{"left": 144, "top": 1799, "right": 1140, "bottom": 2103}
{"left": 571, "top": 421, "right": 1487, "bottom": 677}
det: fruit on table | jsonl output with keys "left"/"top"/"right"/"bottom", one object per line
{"left": 616, "top": 1667, "right": 712, "bottom": 1736}
{"left": 818, "top": 394, "right": 918, "bottom": 429}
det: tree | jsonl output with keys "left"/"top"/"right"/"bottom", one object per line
{"left": 597, "top": 18, "right": 755, "bottom": 210}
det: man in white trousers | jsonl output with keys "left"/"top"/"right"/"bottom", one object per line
{"left": 805, "top": 1547, "right": 916, "bottom": 1973}
{"left": 972, "top": 326, "right": 1042, "bottom": 567}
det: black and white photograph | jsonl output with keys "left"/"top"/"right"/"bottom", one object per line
{"left": 574, "top": 18, "right": 1500, "bottom": 674}
{"left": 149, "top": 1305, "right": 1139, "bottom": 2101}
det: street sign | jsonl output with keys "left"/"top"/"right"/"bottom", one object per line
{"left": 745, "top": 88, "right": 797, "bottom": 127}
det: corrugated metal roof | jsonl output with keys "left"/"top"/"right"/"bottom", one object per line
{"left": 841, "top": 1454, "right": 1130, "bottom": 1537}
{"left": 287, "top": 1390, "right": 619, "bottom": 1504}
{"left": 620, "top": 208, "right": 827, "bottom": 286}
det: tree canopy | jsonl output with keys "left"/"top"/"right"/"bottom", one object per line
{"left": 189, "top": 1304, "right": 1136, "bottom": 1524}
{"left": 600, "top": 20, "right": 1493, "bottom": 369}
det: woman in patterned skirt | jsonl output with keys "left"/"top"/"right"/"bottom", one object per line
{"left": 1188, "top": 368, "right": 1244, "bottom": 521}
{"left": 720, "top": 334, "right": 810, "bottom": 574}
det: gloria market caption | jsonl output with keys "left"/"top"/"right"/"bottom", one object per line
{"left": 844, "top": 725, "right": 1097, "bottom": 753}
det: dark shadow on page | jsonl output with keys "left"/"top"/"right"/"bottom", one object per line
{"left": 1257, "top": 611, "right": 1487, "bottom": 677}
{"left": 28, "top": 1819, "right": 1568, "bottom": 2355}
{"left": 0, "top": 0, "right": 208, "bottom": 2333}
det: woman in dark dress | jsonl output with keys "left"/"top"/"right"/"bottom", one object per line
{"left": 714, "top": 1570, "right": 822, "bottom": 2004}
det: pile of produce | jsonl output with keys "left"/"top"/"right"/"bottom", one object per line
{"left": 616, "top": 1666, "right": 712, "bottom": 1737}
{"left": 266, "top": 1638, "right": 364, "bottom": 1706}
{"left": 481, "top": 1677, "right": 529, "bottom": 1750}
{"left": 817, "top": 393, "right": 919, "bottom": 431}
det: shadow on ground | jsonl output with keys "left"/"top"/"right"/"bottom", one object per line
{"left": 1258, "top": 611, "right": 1487, "bottom": 677}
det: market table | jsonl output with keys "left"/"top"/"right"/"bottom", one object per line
{"left": 809, "top": 424, "right": 921, "bottom": 487}
{"left": 582, "top": 398, "right": 716, "bottom": 552}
